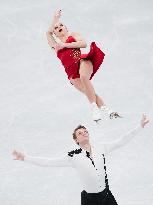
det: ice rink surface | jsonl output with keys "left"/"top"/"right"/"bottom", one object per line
{"left": 0, "top": 0, "right": 153, "bottom": 204}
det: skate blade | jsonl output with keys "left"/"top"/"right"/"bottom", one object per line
{"left": 94, "top": 119, "right": 102, "bottom": 124}
{"left": 110, "top": 113, "right": 123, "bottom": 119}
{"left": 114, "top": 115, "right": 123, "bottom": 118}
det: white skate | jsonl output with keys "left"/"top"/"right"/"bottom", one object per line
{"left": 109, "top": 112, "right": 122, "bottom": 119}
{"left": 91, "top": 102, "right": 102, "bottom": 122}
{"left": 100, "top": 105, "right": 122, "bottom": 119}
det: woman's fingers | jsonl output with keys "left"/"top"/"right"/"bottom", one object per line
{"left": 54, "top": 43, "right": 64, "bottom": 52}
{"left": 54, "top": 9, "right": 62, "bottom": 18}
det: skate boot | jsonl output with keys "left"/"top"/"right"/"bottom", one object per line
{"left": 100, "top": 105, "right": 122, "bottom": 119}
{"left": 109, "top": 112, "right": 122, "bottom": 119}
{"left": 91, "top": 102, "right": 102, "bottom": 122}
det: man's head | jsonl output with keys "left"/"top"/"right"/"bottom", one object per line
{"left": 73, "top": 125, "right": 89, "bottom": 145}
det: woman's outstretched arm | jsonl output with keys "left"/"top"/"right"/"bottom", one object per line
{"left": 46, "top": 10, "right": 61, "bottom": 49}
{"left": 63, "top": 32, "right": 87, "bottom": 48}
{"left": 53, "top": 32, "right": 87, "bottom": 51}
{"left": 46, "top": 32, "right": 57, "bottom": 49}
{"left": 12, "top": 150, "right": 72, "bottom": 167}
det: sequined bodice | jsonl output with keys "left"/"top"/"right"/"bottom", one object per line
{"left": 57, "top": 36, "right": 81, "bottom": 68}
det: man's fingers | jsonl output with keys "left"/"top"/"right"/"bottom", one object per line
{"left": 145, "top": 119, "right": 149, "bottom": 124}
{"left": 142, "top": 114, "right": 149, "bottom": 123}
{"left": 12, "top": 150, "right": 21, "bottom": 159}
{"left": 12, "top": 150, "right": 17, "bottom": 156}
{"left": 142, "top": 113, "right": 146, "bottom": 119}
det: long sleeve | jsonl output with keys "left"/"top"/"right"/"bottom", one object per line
{"left": 102, "top": 124, "right": 142, "bottom": 154}
{"left": 24, "top": 154, "right": 73, "bottom": 168}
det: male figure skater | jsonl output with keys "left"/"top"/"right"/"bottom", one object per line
{"left": 12, "top": 114, "right": 149, "bottom": 205}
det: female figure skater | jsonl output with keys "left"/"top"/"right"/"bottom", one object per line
{"left": 12, "top": 114, "right": 149, "bottom": 205}
{"left": 46, "top": 10, "right": 121, "bottom": 122}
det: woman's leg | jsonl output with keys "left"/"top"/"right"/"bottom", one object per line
{"left": 78, "top": 60, "right": 105, "bottom": 107}
{"left": 95, "top": 94, "right": 105, "bottom": 108}
{"left": 70, "top": 77, "right": 101, "bottom": 121}
{"left": 70, "top": 60, "right": 121, "bottom": 119}
{"left": 79, "top": 60, "right": 96, "bottom": 103}
{"left": 70, "top": 78, "right": 105, "bottom": 108}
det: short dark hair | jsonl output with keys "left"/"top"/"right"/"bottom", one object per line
{"left": 72, "top": 125, "right": 87, "bottom": 144}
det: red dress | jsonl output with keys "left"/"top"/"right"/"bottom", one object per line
{"left": 57, "top": 36, "right": 105, "bottom": 80}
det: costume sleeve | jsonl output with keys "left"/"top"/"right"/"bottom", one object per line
{"left": 24, "top": 154, "right": 73, "bottom": 168}
{"left": 102, "top": 125, "right": 142, "bottom": 155}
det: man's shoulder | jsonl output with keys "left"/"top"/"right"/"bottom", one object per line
{"left": 91, "top": 143, "right": 106, "bottom": 155}
{"left": 67, "top": 147, "right": 82, "bottom": 157}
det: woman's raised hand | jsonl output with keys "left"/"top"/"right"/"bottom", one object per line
{"left": 48, "top": 9, "right": 62, "bottom": 34}
{"left": 53, "top": 9, "right": 62, "bottom": 21}
{"left": 12, "top": 150, "right": 25, "bottom": 161}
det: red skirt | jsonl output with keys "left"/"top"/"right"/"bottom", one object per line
{"left": 57, "top": 42, "right": 105, "bottom": 80}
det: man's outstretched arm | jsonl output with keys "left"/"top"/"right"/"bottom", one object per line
{"left": 102, "top": 114, "right": 149, "bottom": 154}
{"left": 12, "top": 150, "right": 72, "bottom": 168}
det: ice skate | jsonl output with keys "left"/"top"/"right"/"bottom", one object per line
{"left": 109, "top": 112, "right": 122, "bottom": 119}
{"left": 91, "top": 102, "right": 102, "bottom": 122}
{"left": 100, "top": 105, "right": 122, "bottom": 119}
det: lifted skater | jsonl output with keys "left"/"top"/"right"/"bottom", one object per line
{"left": 12, "top": 114, "right": 149, "bottom": 205}
{"left": 46, "top": 9, "right": 121, "bottom": 122}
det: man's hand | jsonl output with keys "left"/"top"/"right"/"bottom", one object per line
{"left": 141, "top": 114, "right": 149, "bottom": 128}
{"left": 12, "top": 150, "right": 25, "bottom": 161}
